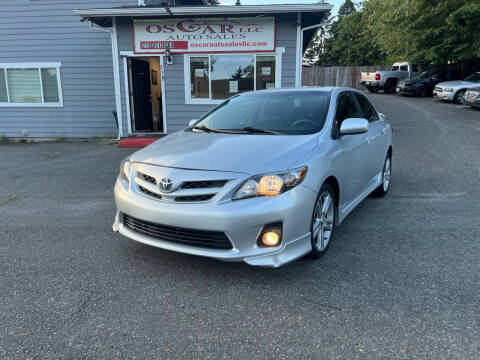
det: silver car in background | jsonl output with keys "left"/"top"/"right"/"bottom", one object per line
{"left": 433, "top": 72, "right": 480, "bottom": 103}
{"left": 113, "top": 88, "right": 393, "bottom": 267}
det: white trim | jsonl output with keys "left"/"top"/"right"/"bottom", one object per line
{"left": 111, "top": 18, "right": 123, "bottom": 139}
{"left": 0, "top": 62, "right": 61, "bottom": 68}
{"left": 75, "top": 4, "right": 333, "bottom": 18}
{"left": 183, "top": 54, "right": 190, "bottom": 105}
{"left": 3, "top": 69, "right": 10, "bottom": 103}
{"left": 0, "top": 63, "right": 63, "bottom": 107}
{"left": 159, "top": 55, "right": 167, "bottom": 134}
{"left": 276, "top": 46, "right": 285, "bottom": 88}
{"left": 56, "top": 66, "right": 64, "bottom": 107}
{"left": 295, "top": 12, "right": 302, "bottom": 88}
{"left": 184, "top": 49, "right": 284, "bottom": 105}
{"left": 123, "top": 57, "right": 132, "bottom": 134}
{"left": 0, "top": 103, "right": 64, "bottom": 108}
{"left": 120, "top": 52, "right": 168, "bottom": 134}
{"left": 38, "top": 67, "right": 45, "bottom": 104}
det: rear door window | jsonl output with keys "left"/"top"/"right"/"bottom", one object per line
{"left": 400, "top": 65, "right": 408, "bottom": 71}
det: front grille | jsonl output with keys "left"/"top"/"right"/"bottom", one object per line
{"left": 139, "top": 172, "right": 156, "bottom": 185}
{"left": 123, "top": 214, "right": 233, "bottom": 250}
{"left": 135, "top": 170, "right": 229, "bottom": 203}
{"left": 139, "top": 185, "right": 162, "bottom": 200}
{"left": 175, "top": 194, "right": 215, "bottom": 202}
{"left": 181, "top": 180, "right": 228, "bottom": 189}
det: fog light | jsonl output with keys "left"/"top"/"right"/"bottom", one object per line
{"left": 262, "top": 232, "right": 280, "bottom": 247}
{"left": 258, "top": 222, "right": 283, "bottom": 248}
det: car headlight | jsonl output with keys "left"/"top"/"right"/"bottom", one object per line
{"left": 119, "top": 157, "right": 130, "bottom": 183}
{"left": 232, "top": 167, "right": 307, "bottom": 200}
{"left": 443, "top": 88, "right": 453, "bottom": 92}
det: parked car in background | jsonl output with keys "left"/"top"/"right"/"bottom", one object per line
{"left": 463, "top": 88, "right": 480, "bottom": 109}
{"left": 433, "top": 72, "right": 480, "bottom": 104}
{"left": 113, "top": 88, "right": 393, "bottom": 267}
{"left": 360, "top": 62, "right": 420, "bottom": 94}
{"left": 396, "top": 69, "right": 459, "bottom": 97}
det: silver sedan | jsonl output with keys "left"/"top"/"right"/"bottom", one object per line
{"left": 113, "top": 87, "right": 393, "bottom": 267}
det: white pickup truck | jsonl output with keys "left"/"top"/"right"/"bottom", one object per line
{"left": 360, "top": 62, "right": 420, "bottom": 94}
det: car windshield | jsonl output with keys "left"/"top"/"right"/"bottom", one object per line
{"left": 412, "top": 70, "right": 436, "bottom": 81}
{"left": 464, "top": 72, "right": 480, "bottom": 83}
{"left": 193, "top": 91, "right": 331, "bottom": 135}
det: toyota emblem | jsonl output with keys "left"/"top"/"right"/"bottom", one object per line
{"left": 159, "top": 177, "right": 174, "bottom": 193}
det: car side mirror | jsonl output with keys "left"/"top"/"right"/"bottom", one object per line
{"left": 189, "top": 119, "right": 198, "bottom": 127}
{"left": 340, "top": 118, "right": 369, "bottom": 135}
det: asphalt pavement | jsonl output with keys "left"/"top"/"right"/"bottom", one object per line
{"left": 0, "top": 94, "right": 479, "bottom": 359}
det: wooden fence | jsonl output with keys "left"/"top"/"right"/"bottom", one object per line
{"left": 302, "top": 65, "right": 390, "bottom": 89}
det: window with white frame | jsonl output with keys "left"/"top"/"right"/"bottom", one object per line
{"left": 187, "top": 54, "right": 278, "bottom": 103}
{"left": 0, "top": 63, "right": 63, "bottom": 106}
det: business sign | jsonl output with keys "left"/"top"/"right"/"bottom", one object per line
{"left": 133, "top": 17, "right": 276, "bottom": 54}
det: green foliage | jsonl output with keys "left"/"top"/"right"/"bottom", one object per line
{"left": 0, "top": 135, "right": 8, "bottom": 144}
{"left": 307, "top": 0, "right": 480, "bottom": 67}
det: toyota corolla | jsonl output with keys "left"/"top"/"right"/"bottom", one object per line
{"left": 113, "top": 88, "right": 393, "bottom": 267}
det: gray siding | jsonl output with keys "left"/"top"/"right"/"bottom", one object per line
{"left": 0, "top": 0, "right": 136, "bottom": 138}
{"left": 116, "top": 13, "right": 299, "bottom": 134}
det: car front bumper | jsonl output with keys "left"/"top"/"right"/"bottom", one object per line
{"left": 396, "top": 86, "right": 417, "bottom": 95}
{"left": 433, "top": 90, "right": 455, "bottom": 101}
{"left": 113, "top": 177, "right": 317, "bottom": 267}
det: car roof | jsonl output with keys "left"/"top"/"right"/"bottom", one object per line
{"left": 239, "top": 87, "right": 360, "bottom": 96}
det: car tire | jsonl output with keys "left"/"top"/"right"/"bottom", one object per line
{"left": 418, "top": 88, "right": 428, "bottom": 97}
{"left": 384, "top": 80, "right": 396, "bottom": 94}
{"left": 367, "top": 86, "right": 379, "bottom": 93}
{"left": 309, "top": 183, "right": 336, "bottom": 259}
{"left": 453, "top": 90, "right": 466, "bottom": 104}
{"left": 374, "top": 154, "right": 392, "bottom": 197}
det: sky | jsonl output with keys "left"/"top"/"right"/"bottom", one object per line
{"left": 220, "top": 0, "right": 345, "bottom": 17}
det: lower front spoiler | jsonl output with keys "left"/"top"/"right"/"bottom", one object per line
{"left": 113, "top": 212, "right": 312, "bottom": 268}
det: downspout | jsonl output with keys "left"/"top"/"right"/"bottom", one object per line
{"left": 88, "top": 19, "right": 123, "bottom": 140}
{"left": 295, "top": 15, "right": 327, "bottom": 88}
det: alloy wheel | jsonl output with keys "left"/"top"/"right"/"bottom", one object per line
{"left": 312, "top": 191, "right": 335, "bottom": 251}
{"left": 383, "top": 157, "right": 391, "bottom": 192}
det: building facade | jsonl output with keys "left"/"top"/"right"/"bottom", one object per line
{"left": 0, "top": 1, "right": 331, "bottom": 138}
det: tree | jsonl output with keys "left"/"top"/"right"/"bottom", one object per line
{"left": 305, "top": 0, "right": 480, "bottom": 68}
{"left": 338, "top": 0, "right": 356, "bottom": 18}
{"left": 306, "top": 0, "right": 384, "bottom": 66}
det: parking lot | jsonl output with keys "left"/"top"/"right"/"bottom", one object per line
{"left": 0, "top": 94, "right": 479, "bottom": 359}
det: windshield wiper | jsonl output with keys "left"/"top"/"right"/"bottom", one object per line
{"left": 239, "top": 127, "right": 281, "bottom": 135}
{"left": 192, "top": 125, "right": 227, "bottom": 133}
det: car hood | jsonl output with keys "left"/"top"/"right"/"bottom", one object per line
{"left": 130, "top": 130, "right": 319, "bottom": 175}
{"left": 437, "top": 80, "right": 474, "bottom": 88}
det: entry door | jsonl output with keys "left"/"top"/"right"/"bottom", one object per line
{"left": 130, "top": 59, "right": 153, "bottom": 132}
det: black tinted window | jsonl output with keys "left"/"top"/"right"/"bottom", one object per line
{"left": 400, "top": 65, "right": 408, "bottom": 71}
{"left": 354, "top": 93, "right": 379, "bottom": 122}
{"left": 412, "top": 64, "right": 418, "bottom": 72}
{"left": 335, "top": 92, "right": 361, "bottom": 127}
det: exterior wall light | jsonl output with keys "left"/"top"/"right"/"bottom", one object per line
{"left": 165, "top": 49, "right": 174, "bottom": 65}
